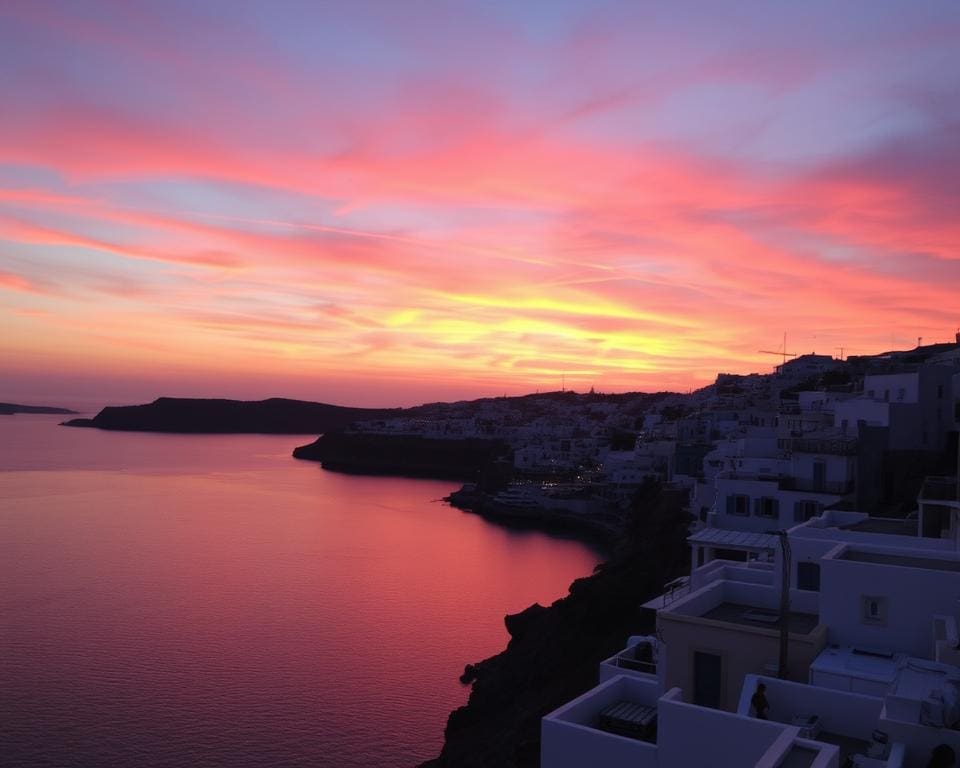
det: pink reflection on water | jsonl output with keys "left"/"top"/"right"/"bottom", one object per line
{"left": 0, "top": 416, "right": 600, "bottom": 767}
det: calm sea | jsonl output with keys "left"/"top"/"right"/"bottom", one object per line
{"left": 0, "top": 415, "right": 600, "bottom": 767}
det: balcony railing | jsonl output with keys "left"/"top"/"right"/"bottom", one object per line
{"left": 778, "top": 477, "right": 854, "bottom": 495}
{"left": 920, "top": 476, "right": 960, "bottom": 502}
{"left": 790, "top": 436, "right": 858, "bottom": 455}
{"left": 613, "top": 653, "right": 657, "bottom": 676}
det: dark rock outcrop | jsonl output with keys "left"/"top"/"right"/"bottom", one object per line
{"left": 62, "top": 397, "right": 398, "bottom": 434}
{"left": 293, "top": 432, "right": 508, "bottom": 480}
{"left": 420, "top": 482, "right": 691, "bottom": 768}
{"left": 445, "top": 485, "right": 623, "bottom": 550}
{"left": 1, "top": 403, "right": 77, "bottom": 415}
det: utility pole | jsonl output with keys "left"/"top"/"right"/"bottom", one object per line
{"left": 777, "top": 531, "right": 792, "bottom": 679}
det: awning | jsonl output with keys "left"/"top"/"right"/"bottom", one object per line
{"left": 688, "top": 527, "right": 780, "bottom": 551}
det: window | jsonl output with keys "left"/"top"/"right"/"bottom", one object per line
{"left": 754, "top": 497, "right": 779, "bottom": 519}
{"left": 794, "top": 500, "right": 822, "bottom": 522}
{"left": 897, "top": 388, "right": 905, "bottom": 401}
{"left": 797, "top": 562, "right": 821, "bottom": 592}
{"left": 726, "top": 494, "right": 750, "bottom": 516}
{"left": 861, "top": 596, "right": 888, "bottom": 626}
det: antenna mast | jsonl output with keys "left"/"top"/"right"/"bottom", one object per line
{"left": 759, "top": 332, "right": 797, "bottom": 367}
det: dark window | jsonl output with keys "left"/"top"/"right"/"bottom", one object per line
{"left": 797, "top": 562, "right": 821, "bottom": 591}
{"left": 726, "top": 494, "right": 749, "bottom": 516}
{"left": 861, "top": 596, "right": 887, "bottom": 625}
{"left": 794, "top": 500, "right": 822, "bottom": 522}
{"left": 754, "top": 497, "right": 779, "bottom": 519}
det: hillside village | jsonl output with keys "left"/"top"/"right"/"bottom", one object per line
{"left": 354, "top": 336, "right": 960, "bottom": 768}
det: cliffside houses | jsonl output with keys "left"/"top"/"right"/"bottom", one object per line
{"left": 540, "top": 350, "right": 960, "bottom": 768}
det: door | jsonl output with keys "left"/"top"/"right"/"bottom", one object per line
{"left": 693, "top": 651, "right": 723, "bottom": 709}
{"left": 813, "top": 460, "right": 826, "bottom": 492}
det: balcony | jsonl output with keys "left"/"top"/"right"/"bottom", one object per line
{"left": 640, "top": 576, "right": 689, "bottom": 611}
{"left": 735, "top": 675, "right": 905, "bottom": 768}
{"left": 600, "top": 637, "right": 659, "bottom": 684}
{"left": 690, "top": 558, "right": 775, "bottom": 591}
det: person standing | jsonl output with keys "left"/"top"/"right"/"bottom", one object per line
{"left": 751, "top": 682, "right": 770, "bottom": 719}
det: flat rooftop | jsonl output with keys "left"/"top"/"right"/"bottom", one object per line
{"left": 700, "top": 602, "right": 820, "bottom": 634}
{"left": 840, "top": 550, "right": 960, "bottom": 572}
{"left": 839, "top": 517, "right": 918, "bottom": 536}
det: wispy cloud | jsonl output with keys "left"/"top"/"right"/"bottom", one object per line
{"left": 1, "top": 1, "right": 958, "bottom": 404}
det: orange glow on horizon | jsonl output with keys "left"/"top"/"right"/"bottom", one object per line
{"left": 1, "top": 3, "right": 958, "bottom": 407}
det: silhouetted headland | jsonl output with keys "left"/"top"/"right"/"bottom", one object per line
{"left": 293, "top": 432, "right": 507, "bottom": 480}
{"left": 62, "top": 397, "right": 399, "bottom": 434}
{"left": 1, "top": 402, "right": 77, "bottom": 415}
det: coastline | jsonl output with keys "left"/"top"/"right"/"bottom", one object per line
{"left": 419, "top": 483, "right": 691, "bottom": 768}
{"left": 444, "top": 485, "right": 620, "bottom": 552}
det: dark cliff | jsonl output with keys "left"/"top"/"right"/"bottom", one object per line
{"left": 293, "top": 432, "right": 508, "bottom": 480}
{"left": 62, "top": 397, "right": 398, "bottom": 434}
{"left": 420, "top": 483, "right": 690, "bottom": 768}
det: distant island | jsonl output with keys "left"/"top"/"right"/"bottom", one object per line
{"left": 62, "top": 397, "right": 400, "bottom": 434}
{"left": 1, "top": 402, "right": 77, "bottom": 415}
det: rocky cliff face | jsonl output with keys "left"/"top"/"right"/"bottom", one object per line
{"left": 420, "top": 483, "right": 690, "bottom": 768}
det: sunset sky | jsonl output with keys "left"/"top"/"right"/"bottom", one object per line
{"left": 1, "top": 1, "right": 958, "bottom": 407}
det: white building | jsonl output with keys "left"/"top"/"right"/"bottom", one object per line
{"left": 541, "top": 481, "right": 960, "bottom": 768}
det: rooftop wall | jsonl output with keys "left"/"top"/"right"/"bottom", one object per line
{"left": 820, "top": 545, "right": 960, "bottom": 657}
{"left": 541, "top": 675, "right": 659, "bottom": 768}
{"left": 736, "top": 674, "right": 884, "bottom": 739}
{"left": 657, "top": 689, "right": 795, "bottom": 767}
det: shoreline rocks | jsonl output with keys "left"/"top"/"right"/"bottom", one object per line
{"left": 420, "top": 483, "right": 691, "bottom": 768}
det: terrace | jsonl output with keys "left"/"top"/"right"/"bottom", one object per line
{"left": 735, "top": 675, "right": 905, "bottom": 767}
{"left": 700, "top": 602, "right": 820, "bottom": 634}
{"left": 839, "top": 549, "right": 960, "bottom": 573}
{"left": 542, "top": 678, "right": 841, "bottom": 768}
{"left": 541, "top": 675, "right": 661, "bottom": 768}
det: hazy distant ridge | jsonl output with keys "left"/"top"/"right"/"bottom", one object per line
{"left": 1, "top": 402, "right": 77, "bottom": 415}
